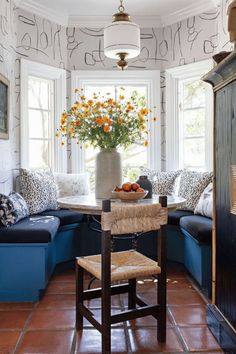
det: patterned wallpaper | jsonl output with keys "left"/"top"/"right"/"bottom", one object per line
{"left": 0, "top": 0, "right": 233, "bottom": 191}
{"left": 0, "top": 0, "right": 18, "bottom": 193}
{"left": 67, "top": 13, "right": 220, "bottom": 71}
{"left": 16, "top": 9, "right": 67, "bottom": 70}
{"left": 67, "top": 27, "right": 163, "bottom": 70}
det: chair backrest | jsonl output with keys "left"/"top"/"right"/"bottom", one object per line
{"left": 101, "top": 201, "right": 168, "bottom": 235}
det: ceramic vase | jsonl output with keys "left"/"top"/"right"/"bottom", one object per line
{"left": 95, "top": 148, "right": 122, "bottom": 199}
{"left": 136, "top": 175, "right": 153, "bottom": 199}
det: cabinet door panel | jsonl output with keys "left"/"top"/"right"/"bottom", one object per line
{"left": 215, "top": 80, "right": 236, "bottom": 328}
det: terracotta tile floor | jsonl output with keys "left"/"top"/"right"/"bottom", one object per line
{"left": 0, "top": 262, "right": 224, "bottom": 354}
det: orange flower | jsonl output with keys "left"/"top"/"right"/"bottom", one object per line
{"left": 96, "top": 101, "right": 102, "bottom": 108}
{"left": 88, "top": 99, "right": 94, "bottom": 106}
{"left": 95, "top": 117, "right": 104, "bottom": 125}
{"left": 71, "top": 104, "right": 78, "bottom": 110}
{"left": 118, "top": 118, "right": 123, "bottom": 125}
{"left": 60, "top": 112, "right": 68, "bottom": 125}
{"left": 140, "top": 124, "right": 146, "bottom": 130}
{"left": 60, "top": 126, "right": 67, "bottom": 133}
{"left": 69, "top": 125, "right": 75, "bottom": 135}
{"left": 127, "top": 105, "right": 134, "bottom": 111}
{"left": 144, "top": 140, "right": 148, "bottom": 147}
{"left": 119, "top": 95, "right": 125, "bottom": 100}
{"left": 103, "top": 116, "right": 113, "bottom": 125}
{"left": 76, "top": 119, "right": 81, "bottom": 126}
{"left": 80, "top": 95, "right": 85, "bottom": 101}
{"left": 107, "top": 98, "right": 113, "bottom": 105}
{"left": 138, "top": 112, "right": 145, "bottom": 122}
{"left": 140, "top": 108, "right": 149, "bottom": 116}
{"left": 103, "top": 125, "right": 111, "bottom": 133}
{"left": 75, "top": 101, "right": 82, "bottom": 108}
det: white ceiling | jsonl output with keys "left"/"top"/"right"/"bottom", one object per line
{"left": 18, "top": 0, "right": 219, "bottom": 27}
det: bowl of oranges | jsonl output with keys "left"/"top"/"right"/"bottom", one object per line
{"left": 112, "top": 182, "right": 148, "bottom": 202}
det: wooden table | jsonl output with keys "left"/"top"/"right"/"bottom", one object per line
{"left": 57, "top": 194, "right": 186, "bottom": 215}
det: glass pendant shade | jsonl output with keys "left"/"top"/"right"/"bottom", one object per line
{"left": 104, "top": 21, "right": 140, "bottom": 59}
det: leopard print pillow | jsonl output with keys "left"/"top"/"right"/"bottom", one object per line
{"left": 140, "top": 167, "right": 182, "bottom": 195}
{"left": 20, "top": 169, "right": 58, "bottom": 215}
{"left": 177, "top": 170, "right": 213, "bottom": 211}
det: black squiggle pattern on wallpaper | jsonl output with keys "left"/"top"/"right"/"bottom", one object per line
{"left": 80, "top": 27, "right": 104, "bottom": 37}
{"left": 199, "top": 9, "right": 220, "bottom": 21}
{"left": 67, "top": 27, "right": 83, "bottom": 58}
{"left": 172, "top": 22, "right": 183, "bottom": 62}
{"left": 85, "top": 39, "right": 106, "bottom": 66}
{"left": 204, "top": 33, "right": 219, "bottom": 54}
{"left": 187, "top": 17, "right": 203, "bottom": 50}
{"left": 16, "top": 12, "right": 66, "bottom": 68}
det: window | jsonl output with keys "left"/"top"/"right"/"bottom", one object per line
{"left": 179, "top": 78, "right": 209, "bottom": 171}
{"left": 71, "top": 71, "right": 160, "bottom": 187}
{"left": 166, "top": 60, "right": 213, "bottom": 172}
{"left": 21, "top": 59, "right": 67, "bottom": 172}
{"left": 27, "top": 76, "right": 54, "bottom": 169}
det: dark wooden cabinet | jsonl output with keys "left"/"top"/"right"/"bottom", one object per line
{"left": 203, "top": 52, "right": 236, "bottom": 352}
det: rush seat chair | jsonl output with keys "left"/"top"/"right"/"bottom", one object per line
{"left": 75, "top": 196, "right": 168, "bottom": 354}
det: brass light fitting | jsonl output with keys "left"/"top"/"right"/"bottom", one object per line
{"left": 116, "top": 53, "right": 128, "bottom": 70}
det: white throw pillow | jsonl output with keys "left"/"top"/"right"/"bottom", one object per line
{"left": 54, "top": 173, "right": 90, "bottom": 198}
{"left": 172, "top": 174, "right": 181, "bottom": 195}
{"left": 194, "top": 182, "right": 213, "bottom": 218}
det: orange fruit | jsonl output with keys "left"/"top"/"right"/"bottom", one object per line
{"left": 131, "top": 182, "right": 140, "bottom": 191}
{"left": 122, "top": 182, "right": 132, "bottom": 192}
{"left": 136, "top": 187, "right": 145, "bottom": 193}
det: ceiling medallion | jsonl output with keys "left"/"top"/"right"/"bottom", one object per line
{"left": 104, "top": 0, "right": 141, "bottom": 70}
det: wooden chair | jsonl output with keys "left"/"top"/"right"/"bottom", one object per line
{"left": 75, "top": 196, "right": 168, "bottom": 354}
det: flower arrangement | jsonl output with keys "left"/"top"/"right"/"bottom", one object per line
{"left": 57, "top": 88, "right": 156, "bottom": 149}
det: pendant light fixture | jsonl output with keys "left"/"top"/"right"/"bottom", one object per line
{"left": 104, "top": 0, "right": 141, "bottom": 70}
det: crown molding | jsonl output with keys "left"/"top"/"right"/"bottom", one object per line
{"left": 14, "top": 0, "right": 23, "bottom": 6}
{"left": 19, "top": 0, "right": 68, "bottom": 27}
{"left": 210, "top": 0, "right": 221, "bottom": 6}
{"left": 18, "top": 0, "right": 218, "bottom": 28}
{"left": 162, "top": 0, "right": 218, "bottom": 26}
{"left": 68, "top": 15, "right": 162, "bottom": 28}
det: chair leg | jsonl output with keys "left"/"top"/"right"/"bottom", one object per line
{"left": 101, "top": 204, "right": 112, "bottom": 354}
{"left": 128, "top": 278, "right": 136, "bottom": 310}
{"left": 101, "top": 278, "right": 111, "bottom": 354}
{"left": 157, "top": 224, "right": 167, "bottom": 343}
{"left": 157, "top": 271, "right": 166, "bottom": 342}
{"left": 76, "top": 262, "right": 84, "bottom": 330}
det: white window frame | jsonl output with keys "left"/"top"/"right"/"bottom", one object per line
{"left": 70, "top": 70, "right": 161, "bottom": 173}
{"left": 166, "top": 59, "right": 214, "bottom": 172}
{"left": 20, "top": 59, "right": 67, "bottom": 172}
